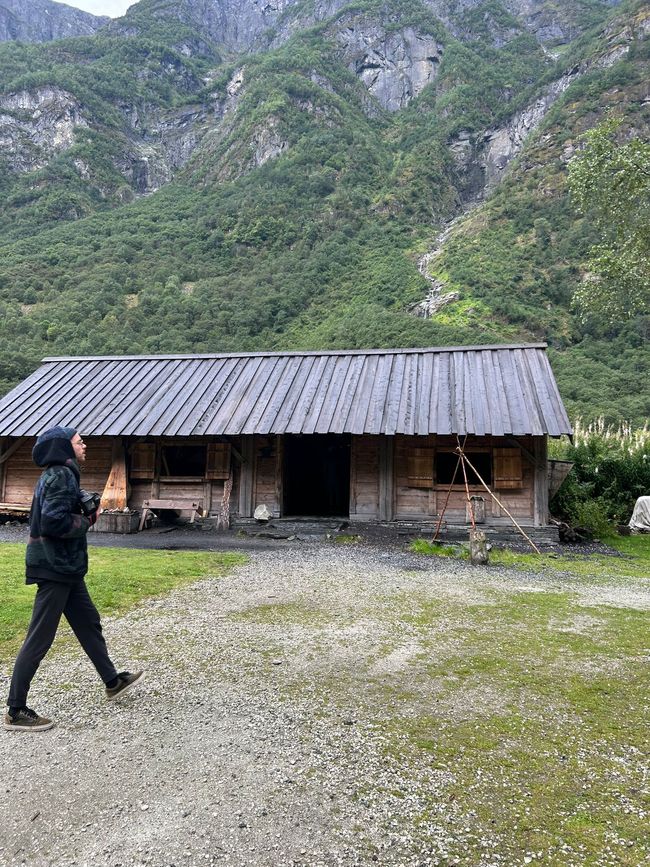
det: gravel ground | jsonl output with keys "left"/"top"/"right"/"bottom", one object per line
{"left": 1, "top": 541, "right": 648, "bottom": 867}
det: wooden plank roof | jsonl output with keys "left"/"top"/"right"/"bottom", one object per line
{"left": 0, "top": 345, "right": 572, "bottom": 438}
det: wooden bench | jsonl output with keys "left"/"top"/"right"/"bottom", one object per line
{"left": 0, "top": 502, "right": 31, "bottom": 517}
{"left": 139, "top": 498, "right": 204, "bottom": 531}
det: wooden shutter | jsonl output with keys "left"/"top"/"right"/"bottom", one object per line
{"left": 130, "top": 443, "right": 156, "bottom": 479}
{"left": 206, "top": 442, "right": 231, "bottom": 480}
{"left": 407, "top": 447, "right": 434, "bottom": 489}
{"left": 494, "top": 448, "right": 523, "bottom": 489}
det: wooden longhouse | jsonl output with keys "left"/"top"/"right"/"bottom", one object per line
{"left": 0, "top": 345, "right": 572, "bottom": 536}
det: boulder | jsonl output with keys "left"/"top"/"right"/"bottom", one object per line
{"left": 254, "top": 504, "right": 272, "bottom": 522}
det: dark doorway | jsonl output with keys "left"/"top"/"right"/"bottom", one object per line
{"left": 283, "top": 434, "right": 351, "bottom": 517}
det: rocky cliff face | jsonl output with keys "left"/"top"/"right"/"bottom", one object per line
{"left": 115, "top": 0, "right": 293, "bottom": 52}
{"left": 119, "top": 0, "right": 622, "bottom": 57}
{"left": 0, "top": 84, "right": 216, "bottom": 195}
{"left": 5, "top": 0, "right": 618, "bottom": 56}
{"left": 334, "top": 19, "right": 443, "bottom": 112}
{"left": 0, "top": 87, "right": 89, "bottom": 172}
{"left": 450, "top": 4, "right": 643, "bottom": 198}
{"left": 104, "top": 0, "right": 626, "bottom": 125}
{"left": 269, "top": 0, "right": 623, "bottom": 52}
{"left": 118, "top": 104, "right": 211, "bottom": 194}
{"left": 0, "top": 0, "right": 632, "bottom": 209}
{"left": 0, "top": 0, "right": 108, "bottom": 43}
{"left": 500, "top": 0, "right": 622, "bottom": 45}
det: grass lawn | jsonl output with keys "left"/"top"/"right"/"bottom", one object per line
{"left": 0, "top": 543, "right": 246, "bottom": 665}
{"left": 394, "top": 533, "right": 650, "bottom": 862}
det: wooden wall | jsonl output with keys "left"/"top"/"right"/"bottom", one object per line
{"left": 2, "top": 438, "right": 39, "bottom": 505}
{"left": 394, "top": 434, "right": 437, "bottom": 521}
{"left": 1, "top": 436, "right": 113, "bottom": 506}
{"left": 126, "top": 438, "right": 239, "bottom": 516}
{"left": 251, "top": 435, "right": 281, "bottom": 517}
{"left": 0, "top": 436, "right": 238, "bottom": 517}
{"left": 349, "top": 435, "right": 381, "bottom": 520}
{"left": 1, "top": 432, "right": 549, "bottom": 526}
{"left": 393, "top": 434, "right": 541, "bottom": 524}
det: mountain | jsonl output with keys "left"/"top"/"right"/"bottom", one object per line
{"left": 0, "top": 0, "right": 647, "bottom": 425}
{"left": 0, "top": 0, "right": 109, "bottom": 43}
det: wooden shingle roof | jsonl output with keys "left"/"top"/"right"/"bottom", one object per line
{"left": 0, "top": 345, "right": 572, "bottom": 438}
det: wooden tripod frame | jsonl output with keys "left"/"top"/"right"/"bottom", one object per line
{"left": 432, "top": 435, "right": 541, "bottom": 554}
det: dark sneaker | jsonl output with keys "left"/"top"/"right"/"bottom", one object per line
{"left": 4, "top": 707, "right": 54, "bottom": 732}
{"left": 106, "top": 670, "right": 144, "bottom": 701}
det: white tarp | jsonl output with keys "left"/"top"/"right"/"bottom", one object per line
{"left": 629, "top": 496, "right": 650, "bottom": 533}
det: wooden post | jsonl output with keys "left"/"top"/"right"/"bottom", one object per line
{"left": 469, "top": 528, "right": 489, "bottom": 565}
{"left": 237, "top": 436, "right": 255, "bottom": 518}
{"left": 274, "top": 435, "right": 283, "bottom": 517}
{"left": 100, "top": 439, "right": 128, "bottom": 511}
{"left": 150, "top": 442, "right": 161, "bottom": 499}
{"left": 217, "top": 472, "right": 233, "bottom": 530}
{"left": 534, "top": 436, "right": 548, "bottom": 528}
{"left": 378, "top": 436, "right": 394, "bottom": 522}
{"left": 0, "top": 437, "right": 7, "bottom": 504}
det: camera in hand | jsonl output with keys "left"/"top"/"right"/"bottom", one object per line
{"left": 79, "top": 489, "right": 101, "bottom": 516}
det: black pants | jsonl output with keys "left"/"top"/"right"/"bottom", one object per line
{"left": 7, "top": 579, "right": 118, "bottom": 708}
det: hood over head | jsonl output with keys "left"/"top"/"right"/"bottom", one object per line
{"left": 32, "top": 426, "right": 78, "bottom": 469}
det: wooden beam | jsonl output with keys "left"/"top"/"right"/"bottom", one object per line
{"left": 533, "top": 436, "right": 548, "bottom": 527}
{"left": 0, "top": 437, "right": 26, "bottom": 465}
{"left": 274, "top": 436, "right": 283, "bottom": 518}
{"left": 378, "top": 436, "right": 394, "bottom": 522}
{"left": 100, "top": 439, "right": 128, "bottom": 511}
{"left": 237, "top": 436, "right": 255, "bottom": 518}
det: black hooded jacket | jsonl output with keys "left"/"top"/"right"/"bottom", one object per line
{"left": 26, "top": 433, "right": 93, "bottom": 583}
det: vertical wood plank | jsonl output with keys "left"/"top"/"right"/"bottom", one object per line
{"left": 204, "top": 479, "right": 214, "bottom": 516}
{"left": 379, "top": 436, "right": 394, "bottom": 521}
{"left": 237, "top": 436, "right": 255, "bottom": 518}
{"left": 349, "top": 435, "right": 380, "bottom": 519}
{"left": 0, "top": 437, "right": 7, "bottom": 502}
{"left": 534, "top": 436, "right": 548, "bottom": 527}
{"left": 275, "top": 435, "right": 283, "bottom": 517}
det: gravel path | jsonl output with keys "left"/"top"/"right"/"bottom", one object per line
{"left": 1, "top": 542, "right": 648, "bottom": 867}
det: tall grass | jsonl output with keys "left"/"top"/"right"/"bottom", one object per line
{"left": 550, "top": 418, "right": 650, "bottom": 534}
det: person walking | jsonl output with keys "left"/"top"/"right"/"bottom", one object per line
{"left": 4, "top": 426, "right": 143, "bottom": 732}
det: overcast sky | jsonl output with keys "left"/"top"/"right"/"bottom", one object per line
{"left": 60, "top": 0, "right": 134, "bottom": 16}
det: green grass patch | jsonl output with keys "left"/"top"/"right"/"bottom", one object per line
{"left": 264, "top": 568, "right": 648, "bottom": 863}
{"left": 411, "top": 534, "right": 650, "bottom": 581}
{"left": 333, "top": 533, "right": 361, "bottom": 544}
{"left": 0, "top": 542, "right": 246, "bottom": 663}
{"left": 410, "top": 539, "right": 467, "bottom": 558}
{"left": 369, "top": 585, "right": 650, "bottom": 863}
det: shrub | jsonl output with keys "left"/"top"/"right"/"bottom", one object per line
{"left": 569, "top": 498, "right": 611, "bottom": 538}
{"left": 550, "top": 419, "right": 650, "bottom": 528}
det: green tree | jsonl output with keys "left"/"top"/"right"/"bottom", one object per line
{"left": 568, "top": 118, "right": 650, "bottom": 322}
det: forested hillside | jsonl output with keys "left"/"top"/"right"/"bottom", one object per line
{"left": 0, "top": 0, "right": 647, "bottom": 424}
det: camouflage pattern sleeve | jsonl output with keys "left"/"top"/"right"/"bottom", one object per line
{"left": 40, "top": 467, "right": 91, "bottom": 539}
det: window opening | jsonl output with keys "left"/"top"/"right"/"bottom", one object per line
{"left": 161, "top": 445, "right": 207, "bottom": 477}
{"left": 437, "top": 451, "right": 492, "bottom": 485}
